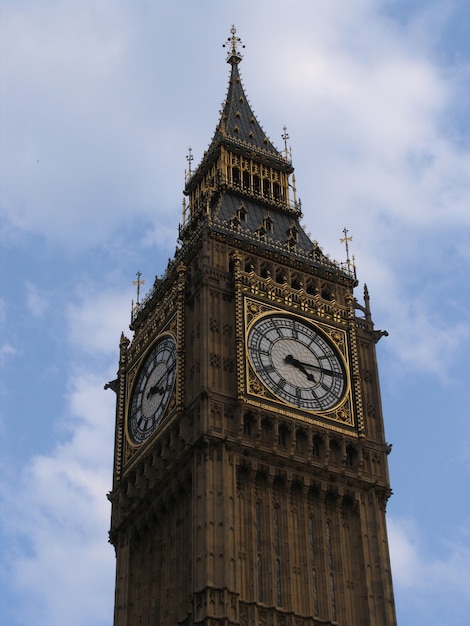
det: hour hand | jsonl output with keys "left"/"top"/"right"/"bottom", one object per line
{"left": 284, "top": 354, "right": 316, "bottom": 382}
{"left": 285, "top": 354, "right": 342, "bottom": 378}
{"left": 146, "top": 367, "right": 172, "bottom": 399}
{"left": 146, "top": 384, "right": 165, "bottom": 399}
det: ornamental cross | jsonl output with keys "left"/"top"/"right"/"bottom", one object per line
{"left": 223, "top": 25, "right": 245, "bottom": 59}
{"left": 340, "top": 227, "right": 353, "bottom": 271}
{"left": 282, "top": 126, "right": 290, "bottom": 160}
{"left": 133, "top": 271, "right": 145, "bottom": 305}
{"left": 186, "top": 146, "right": 193, "bottom": 175}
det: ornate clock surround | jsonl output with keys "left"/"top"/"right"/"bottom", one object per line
{"left": 231, "top": 247, "right": 365, "bottom": 436}
{"left": 241, "top": 295, "right": 356, "bottom": 431}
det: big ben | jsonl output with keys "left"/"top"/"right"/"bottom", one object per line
{"left": 107, "top": 27, "right": 397, "bottom": 626}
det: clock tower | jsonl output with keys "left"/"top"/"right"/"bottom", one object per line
{"left": 108, "top": 27, "right": 397, "bottom": 626}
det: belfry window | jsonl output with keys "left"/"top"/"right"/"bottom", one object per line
{"left": 243, "top": 170, "right": 250, "bottom": 190}
{"left": 263, "top": 178, "right": 271, "bottom": 197}
{"left": 232, "top": 167, "right": 240, "bottom": 186}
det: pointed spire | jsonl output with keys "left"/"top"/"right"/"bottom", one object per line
{"left": 185, "top": 27, "right": 291, "bottom": 196}
{"left": 215, "top": 27, "right": 285, "bottom": 161}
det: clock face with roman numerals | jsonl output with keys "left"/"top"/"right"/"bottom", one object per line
{"left": 247, "top": 314, "right": 346, "bottom": 412}
{"left": 128, "top": 335, "right": 176, "bottom": 444}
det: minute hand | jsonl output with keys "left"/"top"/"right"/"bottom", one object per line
{"left": 285, "top": 354, "right": 343, "bottom": 378}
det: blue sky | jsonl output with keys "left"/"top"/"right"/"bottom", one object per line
{"left": 1, "top": 1, "right": 470, "bottom": 624}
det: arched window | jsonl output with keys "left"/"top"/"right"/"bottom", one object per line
{"left": 232, "top": 167, "right": 240, "bottom": 186}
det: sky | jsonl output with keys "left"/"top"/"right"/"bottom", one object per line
{"left": 1, "top": 1, "right": 469, "bottom": 624}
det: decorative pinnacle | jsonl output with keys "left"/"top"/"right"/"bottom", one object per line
{"left": 223, "top": 25, "right": 245, "bottom": 63}
{"left": 340, "top": 227, "right": 354, "bottom": 275}
{"left": 186, "top": 146, "right": 193, "bottom": 175}
{"left": 282, "top": 126, "right": 291, "bottom": 161}
{"left": 133, "top": 270, "right": 145, "bottom": 305}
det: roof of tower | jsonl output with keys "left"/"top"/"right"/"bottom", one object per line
{"left": 216, "top": 46, "right": 281, "bottom": 158}
{"left": 185, "top": 27, "right": 291, "bottom": 192}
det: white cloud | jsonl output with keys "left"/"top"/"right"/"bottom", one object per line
{"left": 1, "top": 370, "right": 116, "bottom": 626}
{"left": 0, "top": 1, "right": 175, "bottom": 248}
{"left": 388, "top": 516, "right": 425, "bottom": 587}
{"left": 389, "top": 516, "right": 470, "bottom": 624}
{"left": 67, "top": 287, "right": 132, "bottom": 356}
{"left": 378, "top": 282, "right": 470, "bottom": 379}
{"left": 0, "top": 284, "right": 129, "bottom": 624}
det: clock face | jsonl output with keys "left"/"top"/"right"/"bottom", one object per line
{"left": 247, "top": 314, "right": 346, "bottom": 411}
{"left": 128, "top": 335, "right": 177, "bottom": 444}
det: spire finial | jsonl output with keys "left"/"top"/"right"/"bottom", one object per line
{"left": 133, "top": 270, "right": 145, "bottom": 305}
{"left": 340, "top": 227, "right": 354, "bottom": 275}
{"left": 282, "top": 126, "right": 292, "bottom": 161}
{"left": 223, "top": 25, "right": 245, "bottom": 64}
{"left": 186, "top": 146, "right": 194, "bottom": 176}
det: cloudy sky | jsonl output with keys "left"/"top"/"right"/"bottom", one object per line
{"left": 1, "top": 1, "right": 470, "bottom": 624}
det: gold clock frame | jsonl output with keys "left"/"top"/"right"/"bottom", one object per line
{"left": 241, "top": 296, "right": 357, "bottom": 433}
{"left": 122, "top": 311, "right": 182, "bottom": 470}
{"left": 124, "top": 330, "right": 178, "bottom": 447}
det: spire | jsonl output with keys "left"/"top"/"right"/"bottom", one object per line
{"left": 216, "top": 28, "right": 283, "bottom": 160}
{"left": 178, "top": 28, "right": 356, "bottom": 284}
{"left": 186, "top": 26, "right": 289, "bottom": 195}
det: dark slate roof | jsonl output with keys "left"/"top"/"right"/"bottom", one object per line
{"left": 215, "top": 58, "right": 281, "bottom": 157}
{"left": 210, "top": 191, "right": 352, "bottom": 278}
{"left": 212, "top": 193, "right": 314, "bottom": 255}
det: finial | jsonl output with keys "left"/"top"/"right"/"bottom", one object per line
{"left": 186, "top": 146, "right": 193, "bottom": 175}
{"left": 282, "top": 126, "right": 291, "bottom": 161}
{"left": 292, "top": 172, "right": 298, "bottom": 208}
{"left": 133, "top": 271, "right": 145, "bottom": 305}
{"left": 340, "top": 227, "right": 354, "bottom": 275}
{"left": 223, "top": 25, "right": 245, "bottom": 64}
{"left": 181, "top": 197, "right": 187, "bottom": 227}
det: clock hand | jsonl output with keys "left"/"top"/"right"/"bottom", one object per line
{"left": 146, "top": 383, "right": 166, "bottom": 399}
{"left": 285, "top": 355, "right": 343, "bottom": 379}
{"left": 284, "top": 354, "right": 316, "bottom": 382}
{"left": 146, "top": 365, "right": 174, "bottom": 399}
